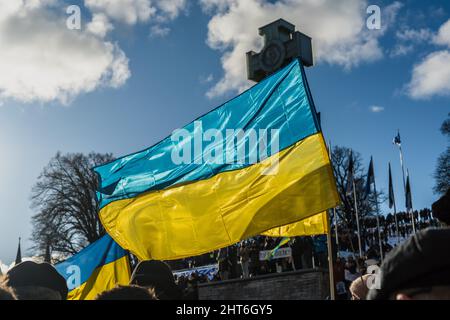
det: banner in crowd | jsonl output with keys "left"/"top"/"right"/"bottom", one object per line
{"left": 173, "top": 264, "right": 219, "bottom": 281}
{"left": 259, "top": 248, "right": 292, "bottom": 261}
{"left": 55, "top": 234, "right": 131, "bottom": 300}
{"left": 94, "top": 59, "right": 339, "bottom": 261}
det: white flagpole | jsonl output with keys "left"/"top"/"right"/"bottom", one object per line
{"left": 399, "top": 144, "right": 407, "bottom": 193}
{"left": 396, "top": 136, "right": 416, "bottom": 235}
{"left": 326, "top": 141, "right": 336, "bottom": 300}
{"left": 326, "top": 210, "right": 336, "bottom": 300}
{"left": 393, "top": 195, "right": 400, "bottom": 244}
{"left": 352, "top": 180, "right": 363, "bottom": 258}
{"left": 390, "top": 162, "right": 400, "bottom": 243}
{"left": 333, "top": 207, "right": 339, "bottom": 254}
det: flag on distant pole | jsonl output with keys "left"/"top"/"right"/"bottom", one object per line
{"left": 405, "top": 171, "right": 416, "bottom": 233}
{"left": 393, "top": 131, "right": 401, "bottom": 147}
{"left": 388, "top": 162, "right": 400, "bottom": 242}
{"left": 365, "top": 157, "right": 384, "bottom": 260}
{"left": 388, "top": 163, "right": 395, "bottom": 209}
{"left": 346, "top": 151, "right": 354, "bottom": 196}
{"left": 365, "top": 157, "right": 375, "bottom": 198}
{"left": 15, "top": 237, "right": 22, "bottom": 265}
{"left": 393, "top": 130, "right": 407, "bottom": 195}
{"left": 406, "top": 174, "right": 413, "bottom": 211}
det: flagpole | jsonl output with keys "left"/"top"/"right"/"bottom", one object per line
{"left": 407, "top": 170, "right": 417, "bottom": 234}
{"left": 395, "top": 132, "right": 415, "bottom": 235}
{"left": 326, "top": 210, "right": 336, "bottom": 300}
{"left": 398, "top": 144, "right": 407, "bottom": 193}
{"left": 372, "top": 178, "right": 384, "bottom": 261}
{"left": 328, "top": 141, "right": 340, "bottom": 255}
{"left": 393, "top": 196, "right": 400, "bottom": 244}
{"left": 352, "top": 181, "right": 363, "bottom": 258}
{"left": 325, "top": 141, "right": 336, "bottom": 300}
{"left": 389, "top": 162, "right": 400, "bottom": 243}
{"left": 333, "top": 207, "right": 339, "bottom": 255}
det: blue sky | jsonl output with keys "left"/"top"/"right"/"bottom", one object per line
{"left": 0, "top": 0, "right": 449, "bottom": 264}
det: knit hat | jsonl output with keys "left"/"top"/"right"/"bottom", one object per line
{"left": 5, "top": 261, "right": 68, "bottom": 299}
{"left": 130, "top": 260, "right": 182, "bottom": 300}
{"left": 367, "top": 228, "right": 450, "bottom": 300}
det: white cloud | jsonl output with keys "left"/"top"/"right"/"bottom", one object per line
{"left": 405, "top": 19, "right": 450, "bottom": 100}
{"left": 0, "top": 1, "right": 130, "bottom": 104}
{"left": 84, "top": 1, "right": 188, "bottom": 39}
{"left": 407, "top": 50, "right": 450, "bottom": 99}
{"left": 434, "top": 19, "right": 450, "bottom": 47}
{"left": 200, "top": 73, "right": 214, "bottom": 84}
{"left": 199, "top": 0, "right": 233, "bottom": 13}
{"left": 85, "top": 0, "right": 156, "bottom": 25}
{"left": 389, "top": 44, "right": 414, "bottom": 57}
{"left": 389, "top": 28, "right": 433, "bottom": 57}
{"left": 370, "top": 105, "right": 385, "bottom": 113}
{"left": 149, "top": 24, "right": 171, "bottom": 38}
{"left": 154, "top": 0, "right": 187, "bottom": 21}
{"left": 0, "top": 261, "right": 9, "bottom": 275}
{"left": 202, "top": 0, "right": 401, "bottom": 98}
{"left": 396, "top": 28, "right": 433, "bottom": 42}
{"left": 87, "top": 13, "right": 114, "bottom": 38}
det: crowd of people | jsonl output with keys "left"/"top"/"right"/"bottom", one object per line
{"left": 335, "top": 208, "right": 438, "bottom": 254}
{"left": 164, "top": 208, "right": 438, "bottom": 289}
{"left": 1, "top": 190, "right": 448, "bottom": 300}
{"left": 166, "top": 235, "right": 329, "bottom": 284}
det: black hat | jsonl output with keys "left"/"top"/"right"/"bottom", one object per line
{"left": 5, "top": 261, "right": 68, "bottom": 299}
{"left": 367, "top": 228, "right": 450, "bottom": 300}
{"left": 432, "top": 189, "right": 450, "bottom": 225}
{"left": 130, "top": 260, "right": 175, "bottom": 287}
{"left": 130, "top": 260, "right": 181, "bottom": 300}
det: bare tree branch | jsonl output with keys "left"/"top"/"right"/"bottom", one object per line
{"left": 30, "top": 152, "right": 114, "bottom": 258}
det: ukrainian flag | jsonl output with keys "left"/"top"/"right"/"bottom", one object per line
{"left": 55, "top": 234, "right": 131, "bottom": 300}
{"left": 94, "top": 59, "right": 340, "bottom": 261}
{"left": 262, "top": 212, "right": 330, "bottom": 237}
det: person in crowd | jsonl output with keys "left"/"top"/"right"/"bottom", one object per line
{"left": 290, "top": 237, "right": 303, "bottom": 270}
{"left": 130, "top": 260, "right": 183, "bottom": 300}
{"left": 367, "top": 228, "right": 450, "bottom": 300}
{"left": 356, "top": 257, "right": 367, "bottom": 275}
{"left": 185, "top": 272, "right": 200, "bottom": 300}
{"left": 263, "top": 238, "right": 276, "bottom": 273}
{"left": 239, "top": 242, "right": 250, "bottom": 278}
{"left": 95, "top": 285, "right": 157, "bottom": 300}
{"left": 344, "top": 256, "right": 361, "bottom": 292}
{"left": 333, "top": 257, "right": 347, "bottom": 300}
{"left": 432, "top": 189, "right": 450, "bottom": 226}
{"left": 365, "top": 245, "right": 379, "bottom": 260}
{"left": 217, "top": 247, "right": 230, "bottom": 280}
{"left": 299, "top": 237, "right": 314, "bottom": 269}
{"left": 350, "top": 274, "right": 371, "bottom": 300}
{"left": 0, "top": 284, "right": 17, "bottom": 300}
{"left": 312, "top": 235, "right": 327, "bottom": 268}
{"left": 228, "top": 245, "right": 240, "bottom": 279}
{"left": 382, "top": 241, "right": 393, "bottom": 255}
{"left": 176, "top": 275, "right": 188, "bottom": 295}
{"left": 249, "top": 242, "right": 260, "bottom": 277}
{"left": 2, "top": 261, "right": 68, "bottom": 300}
